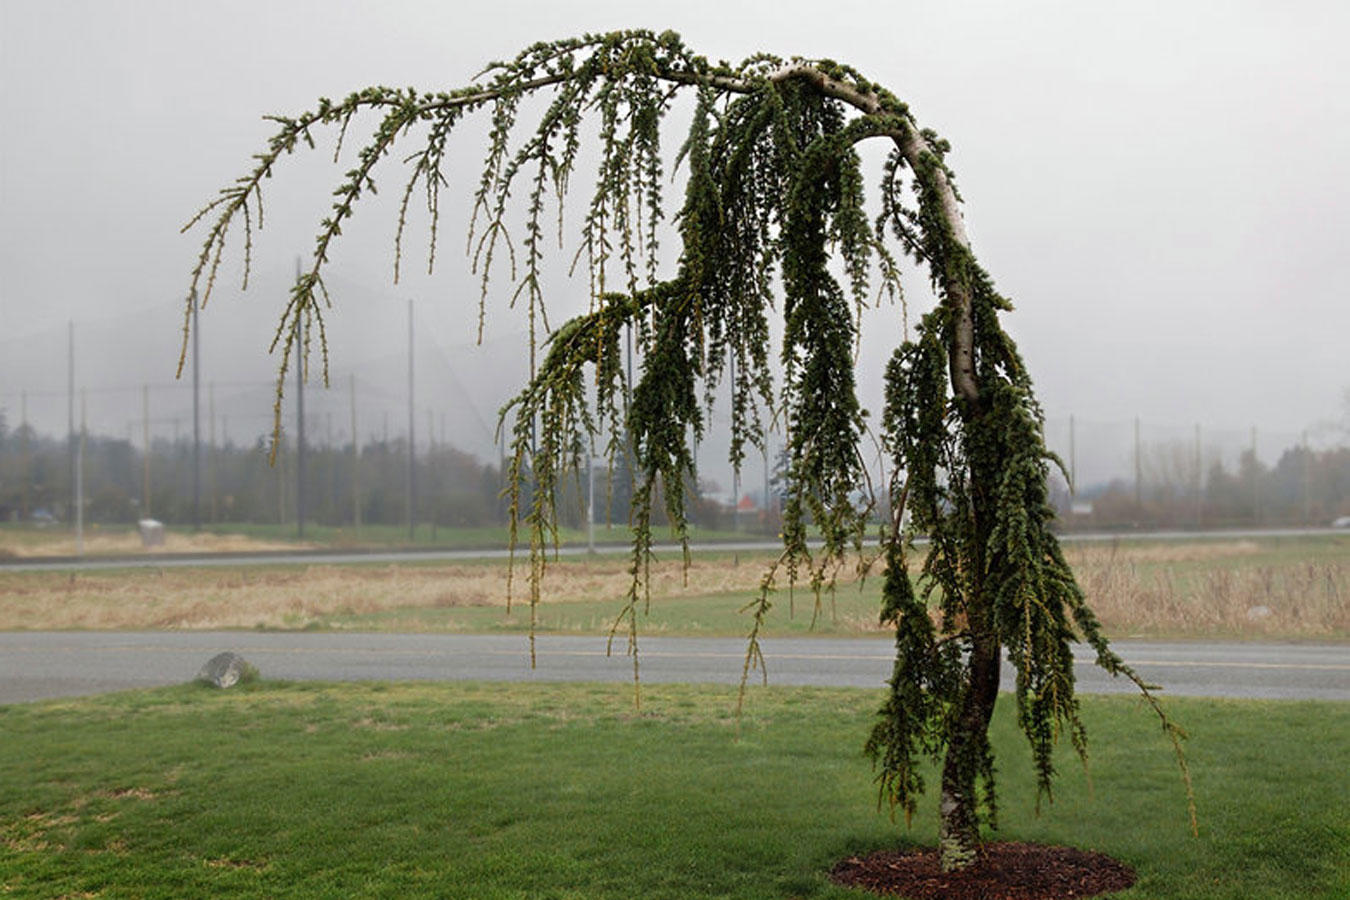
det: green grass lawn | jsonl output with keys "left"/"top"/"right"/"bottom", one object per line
{"left": 2, "top": 683, "right": 1346, "bottom": 899}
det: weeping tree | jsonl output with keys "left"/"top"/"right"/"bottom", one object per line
{"left": 183, "top": 30, "right": 1192, "bottom": 872}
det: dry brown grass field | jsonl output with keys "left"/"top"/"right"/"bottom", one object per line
{"left": 0, "top": 535, "right": 1346, "bottom": 640}
{"left": 0, "top": 554, "right": 769, "bottom": 631}
{"left": 1068, "top": 539, "right": 1349, "bottom": 639}
{"left": 0, "top": 526, "right": 313, "bottom": 558}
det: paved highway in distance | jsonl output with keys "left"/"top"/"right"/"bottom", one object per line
{"left": 3, "top": 527, "right": 1346, "bottom": 573}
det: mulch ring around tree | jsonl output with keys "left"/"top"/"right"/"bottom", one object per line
{"left": 829, "top": 842, "right": 1136, "bottom": 900}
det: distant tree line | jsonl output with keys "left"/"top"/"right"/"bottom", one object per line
{"left": 6, "top": 409, "right": 1344, "bottom": 534}
{"left": 0, "top": 412, "right": 500, "bottom": 529}
{"left": 1059, "top": 440, "right": 1350, "bottom": 529}
{"left": 0, "top": 414, "right": 754, "bottom": 533}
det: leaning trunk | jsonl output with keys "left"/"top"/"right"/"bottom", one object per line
{"left": 939, "top": 624, "right": 1001, "bottom": 871}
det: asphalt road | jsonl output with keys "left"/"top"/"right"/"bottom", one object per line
{"left": 1, "top": 632, "right": 1346, "bottom": 705}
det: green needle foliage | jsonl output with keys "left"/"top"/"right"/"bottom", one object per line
{"left": 182, "top": 29, "right": 1192, "bottom": 870}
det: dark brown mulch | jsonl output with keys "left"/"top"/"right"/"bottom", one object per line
{"left": 829, "top": 842, "right": 1136, "bottom": 900}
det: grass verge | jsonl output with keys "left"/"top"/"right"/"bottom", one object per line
{"left": 1, "top": 683, "right": 1347, "bottom": 899}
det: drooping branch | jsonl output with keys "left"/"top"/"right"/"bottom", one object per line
{"left": 181, "top": 40, "right": 978, "bottom": 412}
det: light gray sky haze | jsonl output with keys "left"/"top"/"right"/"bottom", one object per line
{"left": 2, "top": 0, "right": 1347, "bottom": 487}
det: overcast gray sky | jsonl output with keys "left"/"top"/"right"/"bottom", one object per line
{"left": 2, "top": 0, "right": 1347, "bottom": 485}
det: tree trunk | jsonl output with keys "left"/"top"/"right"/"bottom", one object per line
{"left": 939, "top": 627, "right": 1001, "bottom": 872}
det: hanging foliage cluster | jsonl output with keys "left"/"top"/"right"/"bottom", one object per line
{"left": 184, "top": 29, "right": 1192, "bottom": 871}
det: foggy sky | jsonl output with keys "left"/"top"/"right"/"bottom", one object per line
{"left": 2, "top": 0, "right": 1348, "bottom": 487}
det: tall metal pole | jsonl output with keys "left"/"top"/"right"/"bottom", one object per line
{"left": 1198, "top": 423, "right": 1209, "bottom": 528}
{"left": 763, "top": 439, "right": 770, "bottom": 532}
{"left": 277, "top": 429, "right": 286, "bottom": 525}
{"left": 209, "top": 383, "right": 217, "bottom": 524}
{"left": 426, "top": 406, "right": 436, "bottom": 541}
{"left": 1069, "top": 413, "right": 1076, "bottom": 497}
{"left": 326, "top": 411, "right": 335, "bottom": 524}
{"left": 1250, "top": 425, "right": 1259, "bottom": 525}
{"left": 143, "top": 385, "right": 151, "bottom": 516}
{"left": 587, "top": 438, "right": 595, "bottom": 554}
{"left": 350, "top": 374, "right": 361, "bottom": 533}
{"left": 1302, "top": 430, "right": 1312, "bottom": 523}
{"left": 20, "top": 391, "right": 29, "bottom": 520}
{"left": 407, "top": 298, "right": 415, "bottom": 541}
{"left": 76, "top": 389, "right": 85, "bottom": 556}
{"left": 1133, "top": 416, "right": 1142, "bottom": 509}
{"left": 295, "top": 258, "right": 306, "bottom": 538}
{"left": 730, "top": 349, "right": 740, "bottom": 532}
{"left": 499, "top": 441, "right": 508, "bottom": 526}
{"left": 67, "top": 321, "right": 75, "bottom": 533}
{"left": 192, "top": 290, "right": 201, "bottom": 532}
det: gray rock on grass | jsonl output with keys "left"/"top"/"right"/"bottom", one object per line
{"left": 197, "top": 652, "right": 258, "bottom": 688}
